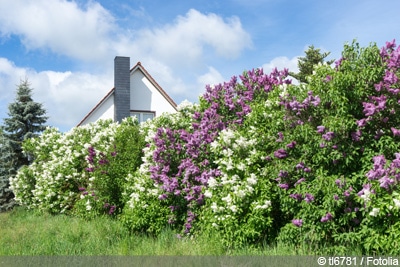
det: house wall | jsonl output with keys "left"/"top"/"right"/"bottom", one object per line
{"left": 82, "top": 94, "right": 115, "bottom": 125}
{"left": 130, "top": 70, "right": 177, "bottom": 115}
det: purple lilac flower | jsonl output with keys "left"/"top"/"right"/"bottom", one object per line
{"left": 356, "top": 119, "right": 367, "bottom": 127}
{"left": 276, "top": 132, "right": 284, "bottom": 142}
{"left": 79, "top": 187, "right": 86, "bottom": 191}
{"left": 335, "top": 57, "right": 343, "bottom": 69}
{"left": 357, "top": 183, "right": 372, "bottom": 196}
{"left": 351, "top": 130, "right": 362, "bottom": 142}
{"left": 294, "top": 178, "right": 305, "bottom": 186}
{"left": 333, "top": 194, "right": 339, "bottom": 201}
{"left": 278, "top": 170, "right": 289, "bottom": 178}
{"left": 335, "top": 179, "right": 343, "bottom": 188}
{"left": 278, "top": 183, "right": 289, "bottom": 190}
{"left": 372, "top": 95, "right": 387, "bottom": 111}
{"left": 320, "top": 143, "right": 326, "bottom": 148}
{"left": 325, "top": 75, "right": 332, "bottom": 82}
{"left": 286, "top": 141, "right": 297, "bottom": 149}
{"left": 158, "top": 194, "right": 168, "bottom": 200}
{"left": 292, "top": 219, "right": 303, "bottom": 227}
{"left": 379, "top": 176, "right": 394, "bottom": 190}
{"left": 322, "top": 131, "right": 335, "bottom": 141}
{"left": 289, "top": 193, "right": 303, "bottom": 201}
{"left": 316, "top": 125, "right": 325, "bottom": 134}
{"left": 391, "top": 153, "right": 400, "bottom": 168}
{"left": 320, "top": 212, "right": 333, "bottom": 222}
{"left": 296, "top": 162, "right": 305, "bottom": 170}
{"left": 109, "top": 205, "right": 116, "bottom": 215}
{"left": 274, "top": 149, "right": 288, "bottom": 159}
{"left": 304, "top": 193, "right": 314, "bottom": 203}
{"left": 362, "top": 102, "right": 376, "bottom": 116}
{"left": 391, "top": 127, "right": 400, "bottom": 136}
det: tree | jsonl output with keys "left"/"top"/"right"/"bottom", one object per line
{"left": 290, "top": 45, "right": 334, "bottom": 83}
{"left": 0, "top": 79, "right": 48, "bottom": 212}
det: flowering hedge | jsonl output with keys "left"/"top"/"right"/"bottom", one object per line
{"left": 11, "top": 40, "right": 400, "bottom": 254}
{"left": 10, "top": 118, "right": 144, "bottom": 217}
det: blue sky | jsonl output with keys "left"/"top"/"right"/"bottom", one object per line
{"left": 0, "top": 0, "right": 399, "bottom": 131}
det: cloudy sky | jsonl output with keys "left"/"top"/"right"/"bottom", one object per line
{"left": 0, "top": 0, "right": 399, "bottom": 131}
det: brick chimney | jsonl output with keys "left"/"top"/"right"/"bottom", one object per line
{"left": 114, "top": 56, "right": 130, "bottom": 123}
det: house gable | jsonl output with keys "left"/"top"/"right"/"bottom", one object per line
{"left": 77, "top": 59, "right": 177, "bottom": 127}
{"left": 130, "top": 62, "right": 177, "bottom": 115}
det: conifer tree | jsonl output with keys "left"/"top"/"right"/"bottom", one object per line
{"left": 0, "top": 79, "right": 48, "bottom": 211}
{"left": 290, "top": 45, "right": 334, "bottom": 83}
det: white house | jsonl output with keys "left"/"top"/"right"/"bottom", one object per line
{"left": 78, "top": 57, "right": 177, "bottom": 126}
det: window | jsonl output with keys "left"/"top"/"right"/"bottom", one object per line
{"left": 130, "top": 111, "right": 155, "bottom": 123}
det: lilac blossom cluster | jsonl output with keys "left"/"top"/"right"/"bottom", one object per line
{"left": 365, "top": 154, "right": 400, "bottom": 191}
{"left": 279, "top": 90, "right": 321, "bottom": 128}
{"left": 82, "top": 145, "right": 117, "bottom": 215}
{"left": 149, "top": 68, "right": 291, "bottom": 232}
{"left": 357, "top": 40, "right": 400, "bottom": 140}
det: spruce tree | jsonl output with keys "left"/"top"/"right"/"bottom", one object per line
{"left": 0, "top": 79, "right": 48, "bottom": 212}
{"left": 290, "top": 45, "right": 334, "bottom": 83}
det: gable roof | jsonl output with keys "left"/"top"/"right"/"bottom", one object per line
{"left": 77, "top": 61, "right": 177, "bottom": 126}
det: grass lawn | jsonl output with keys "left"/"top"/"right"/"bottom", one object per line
{"left": 0, "top": 207, "right": 312, "bottom": 256}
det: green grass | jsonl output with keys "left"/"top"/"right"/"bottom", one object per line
{"left": 0, "top": 207, "right": 315, "bottom": 255}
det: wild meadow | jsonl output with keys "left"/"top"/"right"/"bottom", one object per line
{"left": 4, "top": 40, "right": 400, "bottom": 256}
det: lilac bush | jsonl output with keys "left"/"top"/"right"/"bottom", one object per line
{"left": 10, "top": 119, "right": 117, "bottom": 214}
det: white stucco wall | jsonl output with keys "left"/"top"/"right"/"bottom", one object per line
{"left": 80, "top": 94, "right": 115, "bottom": 125}
{"left": 130, "top": 70, "right": 177, "bottom": 115}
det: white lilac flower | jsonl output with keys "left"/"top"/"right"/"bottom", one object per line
{"left": 211, "top": 202, "right": 218, "bottom": 212}
{"left": 177, "top": 99, "right": 193, "bottom": 111}
{"left": 208, "top": 177, "right": 218, "bottom": 188}
{"left": 237, "top": 162, "right": 246, "bottom": 171}
{"left": 229, "top": 205, "right": 237, "bottom": 213}
{"left": 263, "top": 200, "right": 272, "bottom": 208}
{"left": 369, "top": 208, "right": 380, "bottom": 217}
{"left": 247, "top": 173, "right": 257, "bottom": 185}
{"left": 204, "top": 190, "right": 212, "bottom": 198}
{"left": 86, "top": 200, "right": 92, "bottom": 211}
{"left": 221, "top": 194, "right": 232, "bottom": 204}
{"left": 394, "top": 199, "right": 400, "bottom": 208}
{"left": 235, "top": 189, "right": 246, "bottom": 198}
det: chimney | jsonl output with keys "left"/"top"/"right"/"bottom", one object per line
{"left": 114, "top": 56, "right": 131, "bottom": 123}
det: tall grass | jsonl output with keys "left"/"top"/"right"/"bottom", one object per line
{"left": 0, "top": 207, "right": 319, "bottom": 255}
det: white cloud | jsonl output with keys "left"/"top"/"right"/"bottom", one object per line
{"left": 133, "top": 9, "right": 252, "bottom": 67}
{"left": 261, "top": 56, "right": 299, "bottom": 75}
{"left": 0, "top": 0, "right": 120, "bottom": 62}
{"left": 197, "top": 66, "right": 225, "bottom": 94}
{"left": 0, "top": 57, "right": 112, "bottom": 131}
